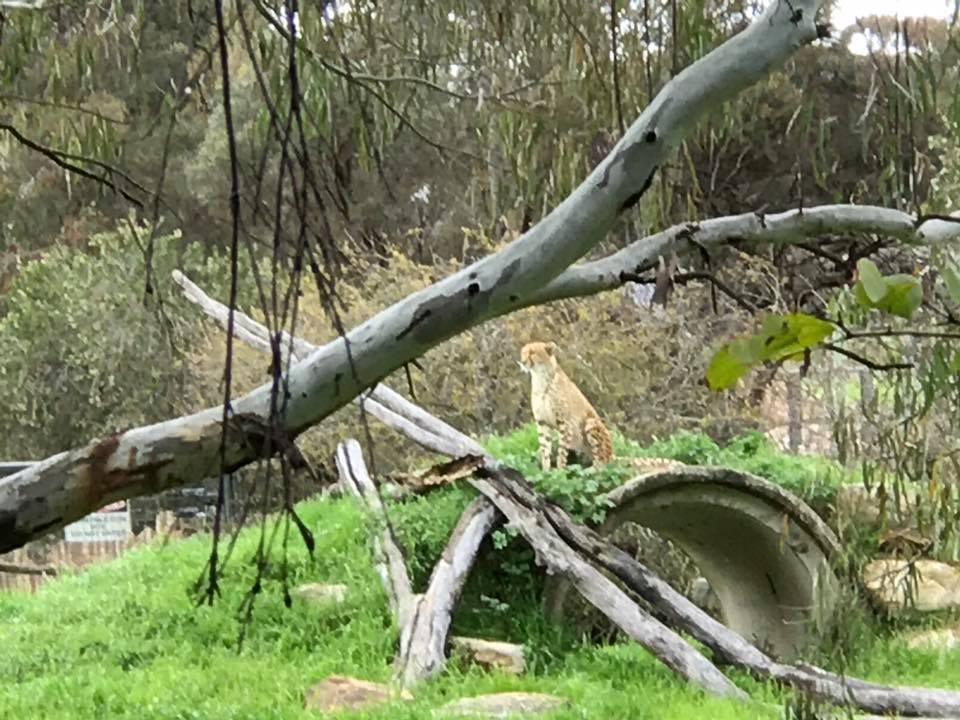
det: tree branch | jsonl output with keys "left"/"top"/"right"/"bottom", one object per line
{"left": 530, "top": 205, "right": 960, "bottom": 306}
{"left": 0, "top": 1, "right": 828, "bottom": 551}
{"left": 822, "top": 343, "right": 913, "bottom": 371}
{"left": 335, "top": 439, "right": 416, "bottom": 623}
{"left": 0, "top": 123, "right": 147, "bottom": 207}
{"left": 0, "top": 561, "right": 57, "bottom": 576}
{"left": 179, "top": 272, "right": 960, "bottom": 713}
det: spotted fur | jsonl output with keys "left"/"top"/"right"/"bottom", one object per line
{"left": 519, "top": 341, "right": 614, "bottom": 470}
{"left": 519, "top": 341, "right": 685, "bottom": 474}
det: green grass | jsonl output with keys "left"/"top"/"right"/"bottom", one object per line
{"left": 1, "top": 429, "right": 957, "bottom": 720}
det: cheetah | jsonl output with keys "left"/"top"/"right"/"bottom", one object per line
{"left": 519, "top": 341, "right": 685, "bottom": 474}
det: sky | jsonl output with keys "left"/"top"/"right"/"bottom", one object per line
{"left": 832, "top": 0, "right": 955, "bottom": 53}
{"left": 833, "top": 0, "right": 954, "bottom": 29}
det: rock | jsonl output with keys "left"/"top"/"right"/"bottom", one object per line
{"left": 449, "top": 636, "right": 525, "bottom": 674}
{"left": 832, "top": 485, "right": 882, "bottom": 525}
{"left": 688, "top": 576, "right": 713, "bottom": 608}
{"left": 863, "top": 559, "right": 960, "bottom": 613}
{"left": 904, "top": 626, "right": 960, "bottom": 651}
{"left": 292, "top": 583, "right": 348, "bottom": 605}
{"left": 304, "top": 675, "right": 411, "bottom": 712}
{"left": 437, "top": 692, "right": 569, "bottom": 718}
{"left": 832, "top": 484, "right": 923, "bottom": 528}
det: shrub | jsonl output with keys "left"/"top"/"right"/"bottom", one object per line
{"left": 0, "top": 226, "right": 252, "bottom": 458}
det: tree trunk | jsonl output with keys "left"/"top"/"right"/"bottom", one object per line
{"left": 0, "top": 0, "right": 830, "bottom": 552}
{"left": 787, "top": 369, "right": 803, "bottom": 453}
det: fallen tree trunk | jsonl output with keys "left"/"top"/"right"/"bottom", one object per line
{"left": 335, "top": 439, "right": 742, "bottom": 699}
{"left": 467, "top": 475, "right": 747, "bottom": 698}
{"left": 0, "top": 561, "right": 57, "bottom": 576}
{"left": 0, "top": 0, "right": 828, "bottom": 553}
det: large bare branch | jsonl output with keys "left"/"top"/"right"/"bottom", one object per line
{"left": 0, "top": 1, "right": 828, "bottom": 552}
{"left": 531, "top": 205, "right": 960, "bottom": 305}
{"left": 171, "top": 270, "right": 481, "bottom": 460}
{"left": 183, "top": 275, "right": 739, "bottom": 694}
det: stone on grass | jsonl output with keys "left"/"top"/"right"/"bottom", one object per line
{"left": 904, "top": 626, "right": 960, "bottom": 651}
{"left": 292, "top": 583, "right": 348, "bottom": 605}
{"left": 864, "top": 559, "right": 960, "bottom": 613}
{"left": 437, "top": 692, "right": 569, "bottom": 718}
{"left": 304, "top": 675, "right": 412, "bottom": 712}
{"left": 450, "top": 636, "right": 526, "bottom": 674}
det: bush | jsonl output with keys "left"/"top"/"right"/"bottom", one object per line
{"left": 0, "top": 226, "right": 252, "bottom": 458}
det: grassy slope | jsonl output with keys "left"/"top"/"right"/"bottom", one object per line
{"left": 1, "top": 428, "right": 958, "bottom": 720}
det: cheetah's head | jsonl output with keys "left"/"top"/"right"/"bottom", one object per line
{"left": 519, "top": 341, "right": 558, "bottom": 376}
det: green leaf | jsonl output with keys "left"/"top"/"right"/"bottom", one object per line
{"left": 706, "top": 345, "right": 750, "bottom": 390}
{"left": 875, "top": 275, "right": 923, "bottom": 319}
{"left": 941, "top": 264, "right": 960, "bottom": 304}
{"left": 857, "top": 258, "right": 888, "bottom": 303}
{"left": 706, "top": 313, "right": 834, "bottom": 391}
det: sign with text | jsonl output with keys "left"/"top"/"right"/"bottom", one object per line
{"left": 64, "top": 501, "right": 131, "bottom": 543}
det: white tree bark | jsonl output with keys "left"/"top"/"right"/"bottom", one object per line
{"left": 334, "top": 440, "right": 417, "bottom": 625}
{"left": 394, "top": 496, "right": 499, "bottom": 687}
{"left": 183, "top": 274, "right": 744, "bottom": 696}
{"left": 529, "top": 205, "right": 960, "bottom": 305}
{"left": 0, "top": 1, "right": 855, "bottom": 552}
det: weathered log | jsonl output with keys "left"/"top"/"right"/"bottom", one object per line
{"left": 0, "top": 561, "right": 57, "bottom": 576}
{"left": 395, "top": 496, "right": 500, "bottom": 687}
{"left": 335, "top": 439, "right": 499, "bottom": 688}
{"left": 335, "top": 440, "right": 416, "bottom": 624}
{"left": 482, "top": 466, "right": 960, "bottom": 718}
{"left": 0, "top": 1, "right": 829, "bottom": 553}
{"left": 469, "top": 470, "right": 745, "bottom": 698}
{"left": 182, "top": 272, "right": 960, "bottom": 714}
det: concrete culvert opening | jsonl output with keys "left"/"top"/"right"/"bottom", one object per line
{"left": 544, "top": 466, "right": 841, "bottom": 660}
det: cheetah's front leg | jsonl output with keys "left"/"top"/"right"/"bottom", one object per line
{"left": 536, "top": 423, "right": 556, "bottom": 471}
{"left": 554, "top": 419, "right": 572, "bottom": 470}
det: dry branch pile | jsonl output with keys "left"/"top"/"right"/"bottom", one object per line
{"left": 177, "top": 270, "right": 960, "bottom": 717}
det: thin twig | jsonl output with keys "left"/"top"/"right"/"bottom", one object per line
{"left": 822, "top": 343, "right": 913, "bottom": 371}
{"left": 0, "top": 123, "right": 144, "bottom": 207}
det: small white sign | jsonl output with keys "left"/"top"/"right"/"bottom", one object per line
{"left": 64, "top": 502, "right": 131, "bottom": 543}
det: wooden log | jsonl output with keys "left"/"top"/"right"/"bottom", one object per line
{"left": 395, "top": 497, "right": 500, "bottom": 687}
{"left": 0, "top": 561, "right": 58, "bottom": 576}
{"left": 469, "top": 471, "right": 746, "bottom": 699}
{"left": 487, "top": 466, "right": 960, "bottom": 718}
{"left": 335, "top": 440, "right": 499, "bottom": 688}
{"left": 179, "top": 273, "right": 960, "bottom": 715}
{"left": 335, "top": 440, "right": 416, "bottom": 624}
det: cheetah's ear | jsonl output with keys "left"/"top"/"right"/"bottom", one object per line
{"left": 546, "top": 342, "right": 557, "bottom": 355}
